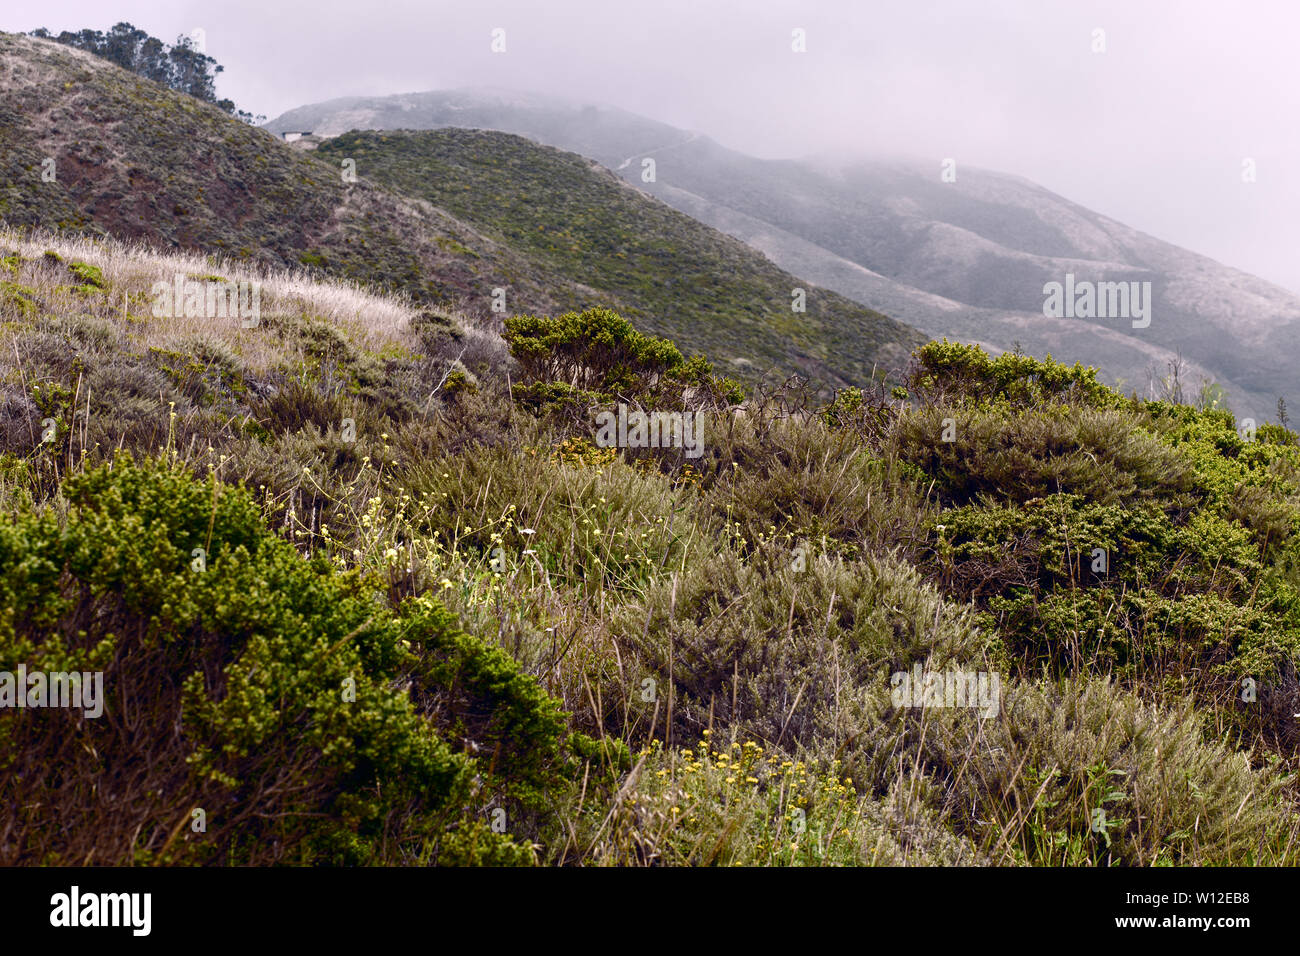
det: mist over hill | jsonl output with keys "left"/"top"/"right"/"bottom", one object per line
{"left": 0, "top": 34, "right": 916, "bottom": 389}
{"left": 268, "top": 86, "right": 1300, "bottom": 418}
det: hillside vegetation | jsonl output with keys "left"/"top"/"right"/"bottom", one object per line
{"left": 268, "top": 85, "right": 1300, "bottom": 417}
{"left": 31, "top": 20, "right": 264, "bottom": 123}
{"left": 0, "top": 32, "right": 578, "bottom": 318}
{"left": 316, "top": 129, "right": 919, "bottom": 387}
{"left": 0, "top": 31, "right": 918, "bottom": 391}
{"left": 1, "top": 230, "right": 1297, "bottom": 865}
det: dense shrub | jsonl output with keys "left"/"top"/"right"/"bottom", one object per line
{"left": 0, "top": 455, "right": 591, "bottom": 865}
{"left": 905, "top": 339, "right": 1120, "bottom": 409}
{"left": 581, "top": 739, "right": 987, "bottom": 866}
{"left": 891, "top": 404, "right": 1194, "bottom": 507}
{"left": 875, "top": 678, "right": 1295, "bottom": 866}
{"left": 505, "top": 307, "right": 742, "bottom": 413}
{"left": 695, "top": 412, "right": 932, "bottom": 558}
{"left": 506, "top": 307, "right": 687, "bottom": 396}
{"left": 600, "top": 543, "right": 1003, "bottom": 750}
{"left": 6, "top": 249, "right": 1300, "bottom": 867}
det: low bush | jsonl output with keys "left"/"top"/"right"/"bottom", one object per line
{"left": 0, "top": 455, "right": 598, "bottom": 865}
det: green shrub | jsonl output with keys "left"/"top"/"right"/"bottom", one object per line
{"left": 582, "top": 738, "right": 987, "bottom": 866}
{"left": 906, "top": 340, "right": 1119, "bottom": 409}
{"left": 696, "top": 412, "right": 931, "bottom": 557}
{"left": 892, "top": 404, "right": 1194, "bottom": 507}
{"left": 0, "top": 454, "right": 593, "bottom": 865}
{"left": 67, "top": 260, "right": 105, "bottom": 289}
{"left": 504, "top": 307, "right": 732, "bottom": 412}
{"left": 506, "top": 307, "right": 686, "bottom": 397}
{"left": 601, "top": 543, "right": 1002, "bottom": 750}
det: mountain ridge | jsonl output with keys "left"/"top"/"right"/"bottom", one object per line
{"left": 0, "top": 33, "right": 918, "bottom": 390}
{"left": 267, "top": 85, "right": 1300, "bottom": 417}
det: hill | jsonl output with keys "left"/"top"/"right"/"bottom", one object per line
{"left": 268, "top": 86, "right": 1300, "bottom": 418}
{"left": 0, "top": 33, "right": 919, "bottom": 389}
{"left": 315, "top": 128, "right": 919, "bottom": 387}
{"left": 3, "top": 33, "right": 1299, "bottom": 871}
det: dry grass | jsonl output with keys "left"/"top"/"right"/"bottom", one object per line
{"left": 1, "top": 225, "right": 425, "bottom": 364}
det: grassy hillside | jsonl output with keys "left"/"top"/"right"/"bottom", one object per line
{"left": 316, "top": 129, "right": 921, "bottom": 387}
{"left": 268, "top": 87, "right": 1300, "bottom": 418}
{"left": 0, "top": 32, "right": 594, "bottom": 319}
{"left": 1, "top": 230, "right": 1297, "bottom": 865}
{"left": 0, "top": 32, "right": 918, "bottom": 391}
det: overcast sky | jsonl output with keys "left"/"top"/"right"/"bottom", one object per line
{"left": 6, "top": 1, "right": 1300, "bottom": 294}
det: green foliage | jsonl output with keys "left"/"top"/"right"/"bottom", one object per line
{"left": 442, "top": 366, "right": 478, "bottom": 398}
{"left": 907, "top": 339, "right": 1119, "bottom": 408}
{"left": 505, "top": 307, "right": 686, "bottom": 398}
{"left": 602, "top": 542, "right": 1002, "bottom": 750}
{"left": 0, "top": 280, "right": 37, "bottom": 317}
{"left": 0, "top": 455, "right": 592, "bottom": 865}
{"left": 508, "top": 380, "right": 605, "bottom": 417}
{"left": 66, "top": 260, "right": 104, "bottom": 288}
{"left": 696, "top": 413, "right": 924, "bottom": 554}
{"left": 888, "top": 349, "right": 1300, "bottom": 751}
{"left": 892, "top": 404, "right": 1194, "bottom": 507}
{"left": 401, "top": 594, "right": 569, "bottom": 807}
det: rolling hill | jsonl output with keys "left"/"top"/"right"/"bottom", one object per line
{"left": 0, "top": 32, "right": 919, "bottom": 389}
{"left": 313, "top": 128, "right": 918, "bottom": 387}
{"left": 2, "top": 30, "right": 1299, "bottom": 873}
{"left": 267, "top": 86, "right": 1300, "bottom": 419}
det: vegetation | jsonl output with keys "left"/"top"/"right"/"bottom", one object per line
{"left": 1, "top": 231, "right": 1296, "bottom": 865}
{"left": 0, "top": 453, "right": 591, "bottom": 865}
{"left": 29, "top": 21, "right": 264, "bottom": 123}
{"left": 316, "top": 128, "right": 922, "bottom": 389}
{"left": 0, "top": 31, "right": 917, "bottom": 392}
{"left": 0, "top": 28, "right": 1294, "bottom": 870}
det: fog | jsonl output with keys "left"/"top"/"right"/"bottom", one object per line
{"left": 7, "top": 0, "right": 1300, "bottom": 293}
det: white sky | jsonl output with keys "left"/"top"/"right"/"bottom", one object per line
{"left": 6, "top": 0, "right": 1300, "bottom": 294}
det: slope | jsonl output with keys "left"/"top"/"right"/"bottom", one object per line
{"left": 315, "top": 128, "right": 920, "bottom": 387}
{"left": 268, "top": 86, "right": 1300, "bottom": 418}
{"left": 0, "top": 34, "right": 919, "bottom": 389}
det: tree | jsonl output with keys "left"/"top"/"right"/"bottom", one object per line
{"left": 29, "top": 22, "right": 264, "bottom": 125}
